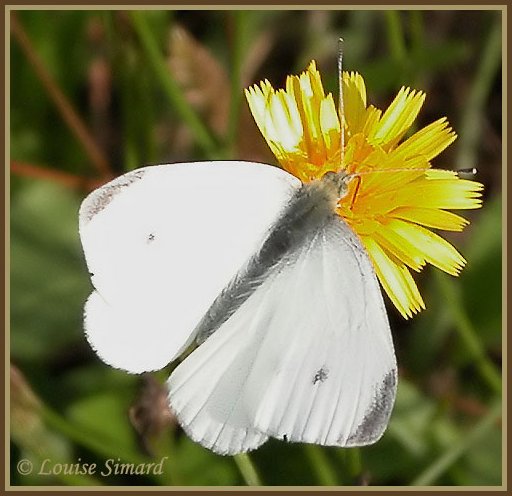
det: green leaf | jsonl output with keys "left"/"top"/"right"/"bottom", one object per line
{"left": 66, "top": 392, "right": 140, "bottom": 461}
{"left": 10, "top": 180, "right": 90, "bottom": 363}
{"left": 387, "top": 379, "right": 436, "bottom": 457}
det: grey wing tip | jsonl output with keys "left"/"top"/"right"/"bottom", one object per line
{"left": 345, "top": 368, "right": 398, "bottom": 446}
{"left": 79, "top": 169, "right": 147, "bottom": 226}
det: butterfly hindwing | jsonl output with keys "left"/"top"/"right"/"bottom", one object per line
{"left": 167, "top": 212, "right": 397, "bottom": 454}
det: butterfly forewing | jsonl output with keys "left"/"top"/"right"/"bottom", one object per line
{"left": 79, "top": 161, "right": 301, "bottom": 373}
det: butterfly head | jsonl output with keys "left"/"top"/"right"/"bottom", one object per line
{"left": 320, "top": 170, "right": 352, "bottom": 201}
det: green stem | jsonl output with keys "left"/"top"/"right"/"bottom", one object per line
{"left": 227, "top": 10, "right": 247, "bottom": 156}
{"left": 304, "top": 445, "right": 338, "bottom": 486}
{"left": 409, "top": 11, "right": 424, "bottom": 56}
{"left": 129, "top": 11, "right": 218, "bottom": 156}
{"left": 385, "top": 11, "right": 407, "bottom": 62}
{"left": 346, "top": 448, "right": 362, "bottom": 479}
{"left": 456, "top": 14, "right": 502, "bottom": 169}
{"left": 435, "top": 273, "right": 502, "bottom": 394}
{"left": 412, "top": 398, "right": 502, "bottom": 485}
{"left": 233, "top": 453, "right": 261, "bottom": 486}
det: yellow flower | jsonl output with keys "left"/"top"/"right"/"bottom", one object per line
{"left": 245, "top": 61, "right": 483, "bottom": 318}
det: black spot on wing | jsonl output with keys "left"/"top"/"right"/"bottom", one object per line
{"left": 313, "top": 367, "right": 329, "bottom": 385}
{"left": 147, "top": 233, "right": 155, "bottom": 243}
{"left": 346, "top": 369, "right": 397, "bottom": 446}
{"left": 81, "top": 170, "right": 146, "bottom": 223}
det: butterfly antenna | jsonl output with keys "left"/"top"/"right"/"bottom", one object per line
{"left": 456, "top": 167, "right": 478, "bottom": 178}
{"left": 346, "top": 166, "right": 479, "bottom": 181}
{"left": 338, "top": 37, "right": 345, "bottom": 170}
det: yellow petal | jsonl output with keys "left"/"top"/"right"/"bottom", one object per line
{"left": 245, "top": 82, "right": 279, "bottom": 155}
{"left": 392, "top": 117, "right": 457, "bottom": 161}
{"left": 320, "top": 94, "right": 341, "bottom": 156}
{"left": 268, "top": 91, "right": 302, "bottom": 151}
{"left": 384, "top": 219, "right": 466, "bottom": 275}
{"left": 369, "top": 87, "right": 426, "bottom": 145}
{"left": 396, "top": 262, "right": 427, "bottom": 316}
{"left": 307, "top": 60, "right": 326, "bottom": 100}
{"left": 363, "top": 236, "right": 425, "bottom": 318}
{"left": 390, "top": 207, "right": 469, "bottom": 231}
{"left": 372, "top": 223, "right": 427, "bottom": 272}
{"left": 390, "top": 175, "right": 484, "bottom": 210}
{"left": 245, "top": 81, "right": 272, "bottom": 128}
{"left": 342, "top": 71, "right": 367, "bottom": 135}
{"left": 288, "top": 79, "right": 321, "bottom": 157}
{"left": 361, "top": 105, "right": 382, "bottom": 137}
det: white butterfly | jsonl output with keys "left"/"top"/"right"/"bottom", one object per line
{"left": 79, "top": 160, "right": 397, "bottom": 455}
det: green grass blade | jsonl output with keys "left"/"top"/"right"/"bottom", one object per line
{"left": 304, "top": 445, "right": 338, "bottom": 486}
{"left": 412, "top": 398, "right": 502, "bottom": 485}
{"left": 435, "top": 272, "right": 502, "bottom": 394}
{"left": 456, "top": 14, "right": 502, "bottom": 170}
{"left": 385, "top": 11, "right": 407, "bottom": 62}
{"left": 129, "top": 11, "right": 218, "bottom": 156}
{"left": 233, "top": 453, "right": 261, "bottom": 486}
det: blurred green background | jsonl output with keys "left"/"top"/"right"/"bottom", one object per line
{"left": 10, "top": 9, "right": 502, "bottom": 487}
